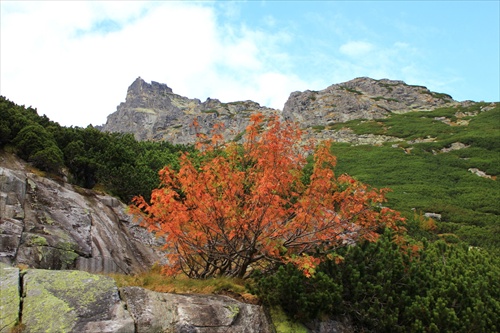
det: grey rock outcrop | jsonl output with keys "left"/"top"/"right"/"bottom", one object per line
{"left": 21, "top": 269, "right": 134, "bottom": 333}
{"left": 0, "top": 154, "right": 164, "bottom": 274}
{"left": 121, "top": 287, "right": 272, "bottom": 333}
{"left": 0, "top": 265, "right": 273, "bottom": 333}
{"left": 102, "top": 77, "right": 279, "bottom": 144}
{"left": 283, "top": 77, "right": 456, "bottom": 128}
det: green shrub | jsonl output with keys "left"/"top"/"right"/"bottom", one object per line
{"left": 251, "top": 264, "right": 342, "bottom": 322}
{"left": 253, "top": 231, "right": 500, "bottom": 332}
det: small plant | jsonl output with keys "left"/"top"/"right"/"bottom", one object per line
{"left": 131, "top": 114, "right": 404, "bottom": 279}
{"left": 9, "top": 321, "right": 26, "bottom": 333}
{"left": 371, "top": 96, "right": 400, "bottom": 103}
{"left": 340, "top": 86, "right": 363, "bottom": 95}
{"left": 311, "top": 125, "right": 326, "bottom": 132}
{"left": 107, "top": 265, "right": 247, "bottom": 295}
{"left": 420, "top": 90, "right": 453, "bottom": 100}
{"left": 225, "top": 305, "right": 240, "bottom": 319}
{"left": 308, "top": 93, "right": 317, "bottom": 101}
{"left": 201, "top": 109, "right": 220, "bottom": 116}
{"left": 232, "top": 130, "right": 245, "bottom": 142}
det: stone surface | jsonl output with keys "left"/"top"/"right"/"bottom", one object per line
{"left": 22, "top": 269, "right": 134, "bottom": 333}
{"left": 120, "top": 286, "right": 273, "bottom": 333}
{"left": 0, "top": 263, "right": 20, "bottom": 333}
{"left": 440, "top": 142, "right": 469, "bottom": 153}
{"left": 468, "top": 168, "right": 495, "bottom": 179}
{"left": 119, "top": 286, "right": 175, "bottom": 333}
{"left": 0, "top": 155, "right": 164, "bottom": 274}
{"left": 1, "top": 267, "right": 278, "bottom": 333}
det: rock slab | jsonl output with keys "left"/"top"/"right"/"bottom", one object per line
{"left": 22, "top": 269, "right": 134, "bottom": 333}
{"left": 0, "top": 158, "right": 164, "bottom": 274}
{"left": 121, "top": 286, "right": 272, "bottom": 333}
{"left": 1, "top": 267, "right": 274, "bottom": 333}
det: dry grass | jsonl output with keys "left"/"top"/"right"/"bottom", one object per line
{"left": 107, "top": 265, "right": 258, "bottom": 303}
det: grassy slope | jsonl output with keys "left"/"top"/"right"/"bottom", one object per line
{"left": 328, "top": 103, "right": 499, "bottom": 249}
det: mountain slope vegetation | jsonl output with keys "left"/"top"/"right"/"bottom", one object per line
{"left": 327, "top": 103, "right": 499, "bottom": 248}
{"left": 1, "top": 93, "right": 499, "bottom": 332}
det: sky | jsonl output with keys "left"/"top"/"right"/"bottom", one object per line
{"left": 1, "top": 1, "right": 499, "bottom": 128}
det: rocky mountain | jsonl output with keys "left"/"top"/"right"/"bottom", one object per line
{"left": 102, "top": 77, "right": 459, "bottom": 145}
{"left": 102, "top": 77, "right": 279, "bottom": 144}
{"left": 0, "top": 152, "right": 164, "bottom": 274}
{"left": 283, "top": 77, "right": 456, "bottom": 127}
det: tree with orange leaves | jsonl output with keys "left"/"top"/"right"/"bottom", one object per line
{"left": 131, "top": 114, "right": 404, "bottom": 278}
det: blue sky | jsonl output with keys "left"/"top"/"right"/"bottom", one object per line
{"left": 1, "top": 1, "right": 499, "bottom": 127}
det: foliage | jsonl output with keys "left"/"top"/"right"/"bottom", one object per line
{"left": 253, "top": 230, "right": 500, "bottom": 332}
{"left": 328, "top": 104, "right": 500, "bottom": 249}
{"left": 132, "top": 114, "right": 404, "bottom": 278}
{"left": 251, "top": 264, "right": 342, "bottom": 321}
{"left": 0, "top": 95, "right": 190, "bottom": 202}
{"left": 12, "top": 123, "right": 64, "bottom": 173}
{"left": 268, "top": 306, "right": 308, "bottom": 333}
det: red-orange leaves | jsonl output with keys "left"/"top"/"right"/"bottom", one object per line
{"left": 131, "top": 114, "right": 404, "bottom": 279}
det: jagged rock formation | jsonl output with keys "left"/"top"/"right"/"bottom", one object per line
{"left": 102, "top": 77, "right": 279, "bottom": 144}
{"left": 0, "top": 264, "right": 272, "bottom": 333}
{"left": 0, "top": 153, "right": 164, "bottom": 274}
{"left": 102, "top": 77, "right": 460, "bottom": 146}
{"left": 283, "top": 77, "right": 456, "bottom": 127}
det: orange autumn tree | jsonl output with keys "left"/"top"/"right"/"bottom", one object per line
{"left": 131, "top": 114, "right": 404, "bottom": 278}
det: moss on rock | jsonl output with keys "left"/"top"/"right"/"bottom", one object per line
{"left": 0, "top": 263, "right": 20, "bottom": 333}
{"left": 22, "top": 269, "right": 120, "bottom": 333}
{"left": 270, "top": 306, "right": 308, "bottom": 333}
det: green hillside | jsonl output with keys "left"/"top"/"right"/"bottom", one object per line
{"left": 329, "top": 103, "right": 499, "bottom": 248}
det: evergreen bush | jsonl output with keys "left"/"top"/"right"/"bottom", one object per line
{"left": 252, "top": 231, "right": 500, "bottom": 332}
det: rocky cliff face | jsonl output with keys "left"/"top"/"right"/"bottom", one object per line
{"left": 283, "top": 77, "right": 456, "bottom": 127}
{"left": 102, "top": 77, "right": 458, "bottom": 146}
{"left": 0, "top": 153, "right": 164, "bottom": 274}
{"left": 102, "top": 77, "right": 279, "bottom": 144}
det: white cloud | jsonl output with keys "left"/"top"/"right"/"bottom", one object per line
{"left": 0, "top": 1, "right": 301, "bottom": 127}
{"left": 339, "top": 41, "right": 374, "bottom": 57}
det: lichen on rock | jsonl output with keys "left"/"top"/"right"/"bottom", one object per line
{"left": 22, "top": 269, "right": 134, "bottom": 333}
{"left": 0, "top": 263, "right": 20, "bottom": 333}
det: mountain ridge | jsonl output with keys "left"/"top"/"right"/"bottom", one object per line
{"left": 101, "top": 77, "right": 462, "bottom": 145}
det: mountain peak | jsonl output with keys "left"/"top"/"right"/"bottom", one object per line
{"left": 127, "top": 77, "right": 173, "bottom": 99}
{"left": 102, "top": 77, "right": 278, "bottom": 143}
{"left": 283, "top": 77, "right": 456, "bottom": 126}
